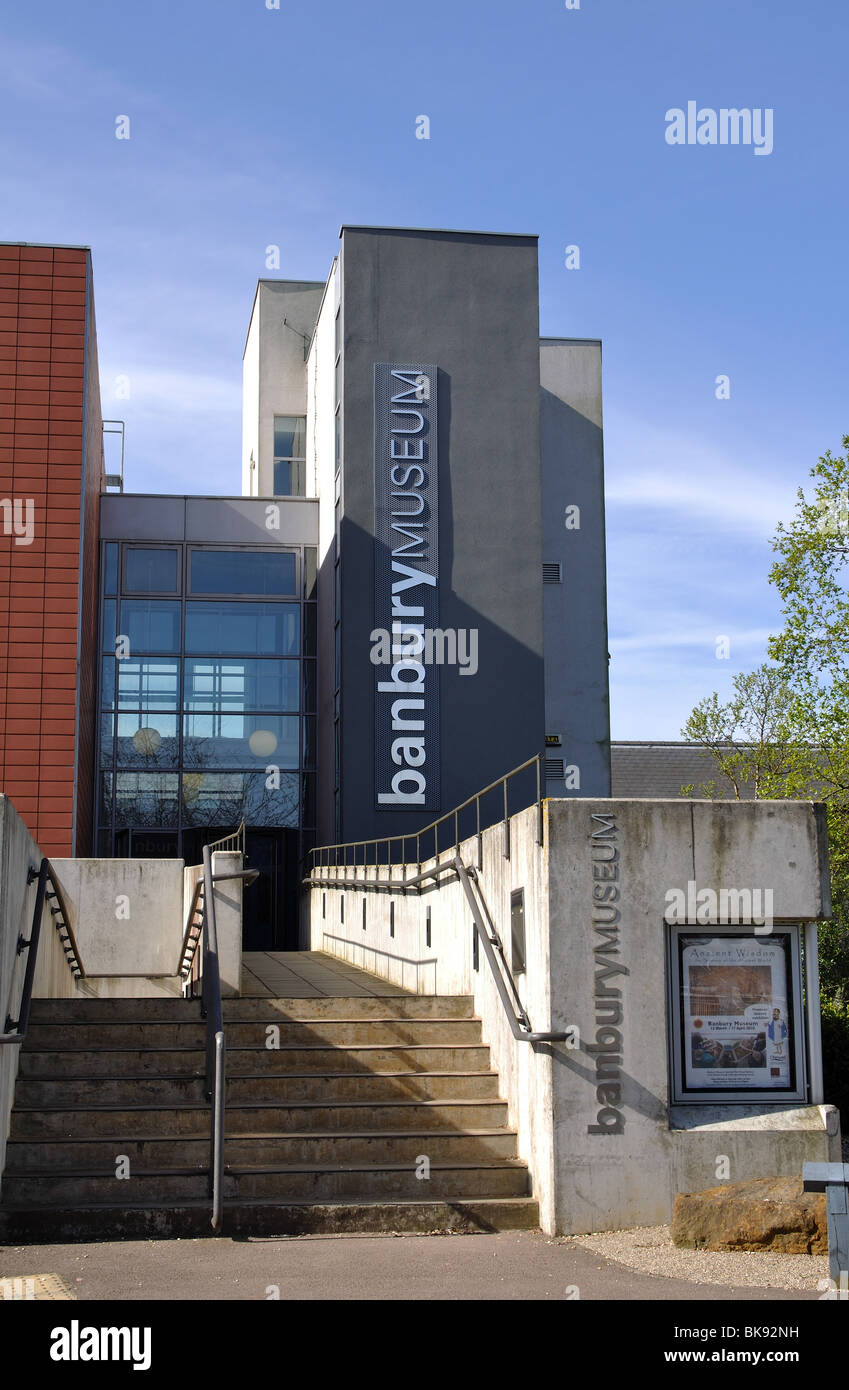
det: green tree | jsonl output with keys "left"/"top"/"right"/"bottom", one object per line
{"left": 680, "top": 438, "right": 849, "bottom": 1005}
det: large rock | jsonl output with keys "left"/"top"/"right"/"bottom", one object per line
{"left": 671, "top": 1176, "right": 828, "bottom": 1254}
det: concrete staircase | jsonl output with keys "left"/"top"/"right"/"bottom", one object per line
{"left": 0, "top": 994, "right": 539, "bottom": 1240}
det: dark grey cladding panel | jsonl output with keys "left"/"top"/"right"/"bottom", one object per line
{"left": 186, "top": 498, "right": 318, "bottom": 545}
{"left": 100, "top": 494, "right": 186, "bottom": 540}
{"left": 99, "top": 495, "right": 318, "bottom": 545}
{"left": 338, "top": 227, "right": 545, "bottom": 840}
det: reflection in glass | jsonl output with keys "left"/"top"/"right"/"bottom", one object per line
{"left": 115, "top": 712, "right": 179, "bottom": 768}
{"left": 183, "top": 658, "right": 298, "bottom": 712}
{"left": 190, "top": 550, "right": 296, "bottom": 597}
{"left": 273, "top": 417, "right": 306, "bottom": 459}
{"left": 114, "top": 772, "right": 179, "bottom": 827}
{"left": 125, "top": 547, "right": 179, "bottom": 593}
{"left": 101, "top": 599, "right": 117, "bottom": 654}
{"left": 101, "top": 658, "right": 180, "bottom": 711}
{"left": 119, "top": 600, "right": 181, "bottom": 654}
{"left": 181, "top": 772, "right": 299, "bottom": 828}
{"left": 183, "top": 714, "right": 299, "bottom": 769}
{"left": 186, "top": 602, "right": 299, "bottom": 656}
{"left": 104, "top": 543, "right": 118, "bottom": 595}
{"left": 99, "top": 713, "right": 114, "bottom": 767}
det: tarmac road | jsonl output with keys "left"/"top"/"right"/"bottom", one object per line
{"left": 0, "top": 1229, "right": 820, "bottom": 1301}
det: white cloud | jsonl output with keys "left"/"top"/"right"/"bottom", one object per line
{"left": 604, "top": 415, "right": 799, "bottom": 539}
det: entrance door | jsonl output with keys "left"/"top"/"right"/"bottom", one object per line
{"left": 243, "top": 831, "right": 280, "bottom": 950}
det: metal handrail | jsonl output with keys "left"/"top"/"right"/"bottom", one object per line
{"left": 179, "top": 862, "right": 259, "bottom": 986}
{"left": 189, "top": 851, "right": 258, "bottom": 1229}
{"left": 206, "top": 820, "right": 246, "bottom": 856}
{"left": 308, "top": 754, "right": 545, "bottom": 874}
{"left": 1, "top": 859, "right": 84, "bottom": 1044}
{"left": 201, "top": 844, "right": 225, "bottom": 1232}
{"left": 308, "top": 853, "right": 568, "bottom": 1046}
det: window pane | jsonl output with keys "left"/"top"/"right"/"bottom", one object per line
{"left": 119, "top": 600, "right": 181, "bottom": 654}
{"left": 185, "top": 602, "right": 299, "bottom": 655}
{"left": 99, "top": 713, "right": 114, "bottom": 767}
{"left": 111, "top": 659, "right": 179, "bottom": 710}
{"left": 104, "top": 543, "right": 118, "bottom": 595}
{"left": 115, "top": 772, "right": 179, "bottom": 828}
{"left": 273, "top": 416, "right": 306, "bottom": 459}
{"left": 190, "top": 550, "right": 296, "bottom": 597}
{"left": 183, "top": 714, "right": 299, "bottom": 769}
{"left": 184, "top": 658, "right": 298, "bottom": 712}
{"left": 115, "top": 713, "right": 179, "bottom": 768}
{"left": 181, "top": 771, "right": 299, "bottom": 828}
{"left": 273, "top": 459, "right": 292, "bottom": 496}
{"left": 101, "top": 599, "right": 117, "bottom": 654}
{"left": 125, "top": 548, "right": 179, "bottom": 593}
{"left": 101, "top": 656, "right": 116, "bottom": 709}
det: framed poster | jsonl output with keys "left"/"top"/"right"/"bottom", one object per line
{"left": 667, "top": 926, "right": 807, "bottom": 1104}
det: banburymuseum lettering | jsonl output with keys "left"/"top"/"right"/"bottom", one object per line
{"left": 373, "top": 364, "right": 440, "bottom": 810}
{"left": 587, "top": 812, "right": 628, "bottom": 1135}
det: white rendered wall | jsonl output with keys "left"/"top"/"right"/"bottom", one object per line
{"left": 242, "top": 292, "right": 260, "bottom": 496}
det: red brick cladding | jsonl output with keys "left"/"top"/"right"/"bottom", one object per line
{"left": 0, "top": 245, "right": 103, "bottom": 856}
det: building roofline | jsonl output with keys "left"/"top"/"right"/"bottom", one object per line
{"left": 0, "top": 240, "right": 91, "bottom": 251}
{"left": 540, "top": 336, "right": 602, "bottom": 347}
{"left": 101, "top": 492, "right": 319, "bottom": 504}
{"left": 243, "top": 278, "right": 327, "bottom": 358}
{"left": 339, "top": 224, "right": 539, "bottom": 241}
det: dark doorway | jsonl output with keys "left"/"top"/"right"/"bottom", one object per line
{"left": 243, "top": 831, "right": 279, "bottom": 950}
{"left": 242, "top": 829, "right": 300, "bottom": 950}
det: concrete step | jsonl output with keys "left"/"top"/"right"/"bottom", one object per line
{"left": 24, "top": 1018, "right": 483, "bottom": 1048}
{"left": 18, "top": 1043, "right": 492, "bottom": 1078}
{"left": 10, "top": 1098, "right": 510, "bottom": 1139}
{"left": 5, "top": 1129, "right": 519, "bottom": 1170}
{"left": 1, "top": 1162, "right": 530, "bottom": 1205}
{"left": 0, "top": 1197, "right": 540, "bottom": 1242}
{"left": 28, "top": 995, "right": 475, "bottom": 1023}
{"left": 13, "top": 1069, "right": 501, "bottom": 1108}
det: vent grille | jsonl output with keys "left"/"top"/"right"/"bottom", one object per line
{"left": 543, "top": 562, "right": 562, "bottom": 585}
{"left": 545, "top": 758, "right": 565, "bottom": 781}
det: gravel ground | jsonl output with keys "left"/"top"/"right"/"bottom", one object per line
{"left": 568, "top": 1225, "right": 830, "bottom": 1291}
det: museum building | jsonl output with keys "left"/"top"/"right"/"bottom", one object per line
{"left": 3, "top": 227, "right": 612, "bottom": 947}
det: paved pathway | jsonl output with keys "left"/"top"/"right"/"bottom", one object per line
{"left": 240, "top": 950, "right": 412, "bottom": 998}
{"left": 0, "top": 1230, "right": 816, "bottom": 1301}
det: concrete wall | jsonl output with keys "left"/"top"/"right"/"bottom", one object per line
{"left": 241, "top": 280, "right": 324, "bottom": 499}
{"left": 308, "top": 804, "right": 558, "bottom": 1229}
{"left": 48, "top": 858, "right": 184, "bottom": 989}
{"left": 539, "top": 340, "right": 610, "bottom": 799}
{"left": 306, "top": 795, "right": 838, "bottom": 1234}
{"left": 0, "top": 798, "right": 78, "bottom": 1189}
{"left": 307, "top": 263, "right": 339, "bottom": 843}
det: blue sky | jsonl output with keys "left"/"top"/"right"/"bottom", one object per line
{"left": 2, "top": 0, "right": 846, "bottom": 740}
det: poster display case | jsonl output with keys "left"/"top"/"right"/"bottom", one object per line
{"left": 667, "top": 925, "right": 808, "bottom": 1104}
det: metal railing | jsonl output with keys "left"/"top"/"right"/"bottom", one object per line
{"left": 308, "top": 754, "right": 545, "bottom": 878}
{"left": 200, "top": 844, "right": 225, "bottom": 1232}
{"left": 178, "top": 846, "right": 258, "bottom": 1229}
{"left": 307, "top": 754, "right": 568, "bottom": 1045}
{"left": 206, "top": 821, "right": 246, "bottom": 857}
{"left": 1, "top": 859, "right": 84, "bottom": 1044}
